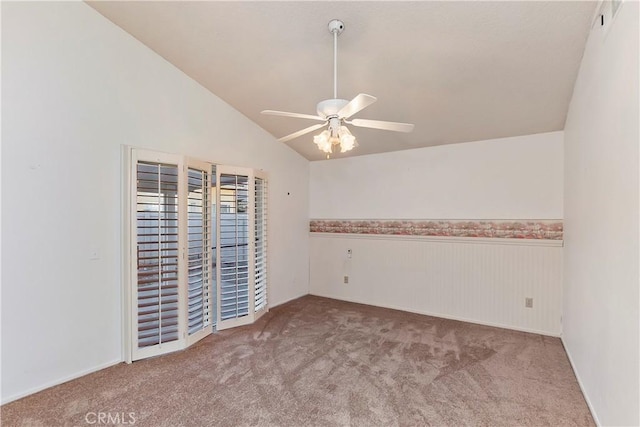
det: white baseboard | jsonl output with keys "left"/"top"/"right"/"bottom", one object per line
{"left": 1, "top": 358, "right": 123, "bottom": 405}
{"left": 310, "top": 292, "right": 562, "bottom": 337}
{"left": 561, "top": 337, "right": 601, "bottom": 426}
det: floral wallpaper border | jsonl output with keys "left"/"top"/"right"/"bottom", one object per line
{"left": 310, "top": 219, "right": 563, "bottom": 240}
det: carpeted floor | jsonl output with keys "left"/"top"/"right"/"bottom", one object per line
{"left": 2, "top": 295, "right": 594, "bottom": 426}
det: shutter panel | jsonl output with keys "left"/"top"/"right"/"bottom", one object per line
{"left": 220, "top": 174, "right": 249, "bottom": 320}
{"left": 210, "top": 165, "right": 218, "bottom": 330}
{"left": 135, "top": 161, "right": 181, "bottom": 350}
{"left": 185, "top": 163, "right": 213, "bottom": 345}
{"left": 254, "top": 175, "right": 268, "bottom": 317}
{"left": 216, "top": 168, "right": 254, "bottom": 330}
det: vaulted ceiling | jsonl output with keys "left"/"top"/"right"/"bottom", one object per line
{"left": 88, "top": 1, "right": 596, "bottom": 160}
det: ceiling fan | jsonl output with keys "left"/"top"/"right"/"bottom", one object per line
{"left": 261, "top": 19, "right": 414, "bottom": 157}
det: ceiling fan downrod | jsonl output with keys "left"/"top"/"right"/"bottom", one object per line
{"left": 328, "top": 19, "right": 344, "bottom": 100}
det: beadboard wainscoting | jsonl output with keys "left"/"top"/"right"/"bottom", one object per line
{"left": 309, "top": 221, "right": 563, "bottom": 336}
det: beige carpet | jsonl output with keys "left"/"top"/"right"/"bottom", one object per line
{"left": 2, "top": 295, "right": 594, "bottom": 426}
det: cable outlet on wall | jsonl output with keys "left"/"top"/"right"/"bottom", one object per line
{"left": 525, "top": 297, "right": 533, "bottom": 308}
{"left": 343, "top": 276, "right": 349, "bottom": 284}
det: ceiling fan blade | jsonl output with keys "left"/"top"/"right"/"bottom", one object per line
{"left": 350, "top": 119, "right": 415, "bottom": 133}
{"left": 278, "top": 123, "right": 326, "bottom": 143}
{"left": 337, "top": 94, "right": 377, "bottom": 119}
{"left": 261, "top": 110, "right": 325, "bottom": 121}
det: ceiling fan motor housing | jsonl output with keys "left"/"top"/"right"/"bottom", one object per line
{"left": 328, "top": 117, "right": 342, "bottom": 137}
{"left": 317, "top": 98, "right": 349, "bottom": 118}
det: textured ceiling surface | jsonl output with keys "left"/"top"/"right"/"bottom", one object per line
{"left": 88, "top": 1, "right": 596, "bottom": 160}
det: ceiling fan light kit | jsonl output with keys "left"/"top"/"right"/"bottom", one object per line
{"left": 261, "top": 19, "right": 414, "bottom": 158}
{"left": 313, "top": 124, "right": 357, "bottom": 154}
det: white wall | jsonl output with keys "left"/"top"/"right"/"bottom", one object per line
{"left": 1, "top": 2, "right": 309, "bottom": 403}
{"left": 309, "top": 132, "right": 564, "bottom": 335}
{"left": 562, "top": 1, "right": 639, "bottom": 425}
{"left": 310, "top": 132, "right": 563, "bottom": 220}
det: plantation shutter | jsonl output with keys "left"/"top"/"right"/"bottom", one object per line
{"left": 210, "top": 165, "right": 218, "bottom": 330}
{"left": 254, "top": 174, "right": 268, "bottom": 318}
{"left": 125, "top": 149, "right": 268, "bottom": 360}
{"left": 185, "top": 160, "right": 214, "bottom": 346}
{"left": 132, "top": 151, "right": 184, "bottom": 360}
{"left": 216, "top": 167, "right": 255, "bottom": 330}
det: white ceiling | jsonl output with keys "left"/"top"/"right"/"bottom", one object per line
{"left": 88, "top": 1, "right": 596, "bottom": 161}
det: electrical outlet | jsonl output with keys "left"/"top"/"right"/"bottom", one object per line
{"left": 525, "top": 297, "right": 533, "bottom": 308}
{"left": 347, "top": 249, "right": 352, "bottom": 259}
{"left": 343, "top": 276, "right": 349, "bottom": 284}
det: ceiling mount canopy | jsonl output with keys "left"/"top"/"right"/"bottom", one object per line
{"left": 261, "top": 18, "right": 415, "bottom": 158}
